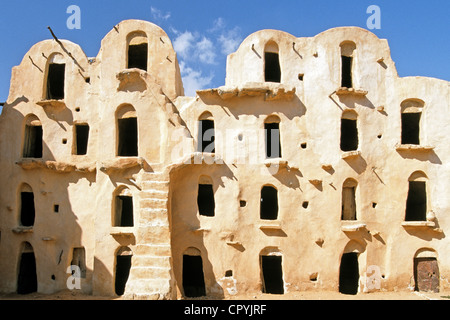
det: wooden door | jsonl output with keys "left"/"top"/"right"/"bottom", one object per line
{"left": 414, "top": 257, "right": 439, "bottom": 293}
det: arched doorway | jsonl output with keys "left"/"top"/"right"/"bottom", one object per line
{"left": 17, "top": 242, "right": 37, "bottom": 294}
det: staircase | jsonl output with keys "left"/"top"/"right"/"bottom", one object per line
{"left": 124, "top": 169, "right": 176, "bottom": 300}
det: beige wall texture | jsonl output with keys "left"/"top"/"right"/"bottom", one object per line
{"left": 0, "top": 20, "right": 448, "bottom": 299}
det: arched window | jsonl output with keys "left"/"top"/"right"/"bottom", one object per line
{"left": 182, "top": 247, "right": 206, "bottom": 297}
{"left": 113, "top": 186, "right": 134, "bottom": 227}
{"left": 115, "top": 247, "right": 132, "bottom": 296}
{"left": 197, "top": 175, "right": 215, "bottom": 217}
{"left": 17, "top": 242, "right": 37, "bottom": 294}
{"left": 127, "top": 31, "right": 148, "bottom": 71}
{"left": 45, "top": 53, "right": 65, "bottom": 100}
{"left": 260, "top": 185, "right": 278, "bottom": 220}
{"left": 19, "top": 183, "right": 35, "bottom": 227}
{"left": 23, "top": 115, "right": 43, "bottom": 158}
{"left": 116, "top": 104, "right": 138, "bottom": 157}
{"left": 341, "top": 178, "right": 358, "bottom": 221}
{"left": 264, "top": 115, "right": 281, "bottom": 159}
{"left": 340, "top": 41, "right": 356, "bottom": 88}
{"left": 197, "top": 112, "right": 215, "bottom": 153}
{"left": 264, "top": 41, "right": 281, "bottom": 83}
{"left": 401, "top": 99, "right": 424, "bottom": 145}
{"left": 340, "top": 110, "right": 358, "bottom": 152}
{"left": 405, "top": 171, "right": 428, "bottom": 221}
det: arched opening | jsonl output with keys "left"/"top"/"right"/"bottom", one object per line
{"left": 260, "top": 185, "right": 278, "bottom": 220}
{"left": 127, "top": 31, "right": 148, "bottom": 71}
{"left": 414, "top": 248, "right": 439, "bottom": 293}
{"left": 339, "top": 252, "right": 359, "bottom": 295}
{"left": 197, "top": 112, "right": 215, "bottom": 153}
{"left": 45, "top": 53, "right": 65, "bottom": 100}
{"left": 405, "top": 171, "right": 428, "bottom": 221}
{"left": 19, "top": 183, "right": 35, "bottom": 227}
{"left": 264, "top": 115, "right": 281, "bottom": 159}
{"left": 260, "top": 248, "right": 284, "bottom": 294}
{"left": 197, "top": 175, "right": 215, "bottom": 217}
{"left": 182, "top": 247, "right": 206, "bottom": 297}
{"left": 113, "top": 186, "right": 134, "bottom": 227}
{"left": 17, "top": 242, "right": 37, "bottom": 294}
{"left": 264, "top": 41, "right": 281, "bottom": 83}
{"left": 116, "top": 104, "right": 138, "bottom": 157}
{"left": 340, "top": 110, "right": 358, "bottom": 152}
{"left": 401, "top": 99, "right": 424, "bottom": 145}
{"left": 22, "top": 115, "right": 43, "bottom": 159}
{"left": 115, "top": 247, "right": 132, "bottom": 296}
{"left": 341, "top": 178, "right": 358, "bottom": 221}
{"left": 340, "top": 41, "right": 356, "bottom": 88}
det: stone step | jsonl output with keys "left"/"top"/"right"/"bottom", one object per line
{"left": 134, "top": 244, "right": 171, "bottom": 256}
{"left": 139, "top": 207, "right": 168, "bottom": 222}
{"left": 129, "top": 266, "right": 172, "bottom": 279}
{"left": 141, "top": 180, "right": 169, "bottom": 192}
{"left": 132, "top": 255, "right": 171, "bottom": 267}
{"left": 141, "top": 171, "right": 169, "bottom": 181}
{"left": 139, "top": 189, "right": 169, "bottom": 200}
{"left": 135, "top": 225, "right": 171, "bottom": 244}
{"left": 125, "top": 278, "right": 174, "bottom": 297}
{"left": 140, "top": 198, "right": 168, "bottom": 209}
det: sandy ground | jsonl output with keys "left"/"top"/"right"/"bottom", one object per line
{"left": 0, "top": 289, "right": 449, "bottom": 300}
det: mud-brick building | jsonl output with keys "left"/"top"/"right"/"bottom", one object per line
{"left": 0, "top": 19, "right": 448, "bottom": 299}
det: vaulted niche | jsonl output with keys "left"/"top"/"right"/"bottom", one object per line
{"left": 340, "top": 41, "right": 356, "bottom": 88}
{"left": 264, "top": 41, "right": 281, "bottom": 83}
{"left": 73, "top": 123, "right": 89, "bottom": 155}
{"left": 19, "top": 183, "right": 35, "bottom": 227}
{"left": 401, "top": 99, "right": 424, "bottom": 145}
{"left": 182, "top": 247, "right": 206, "bottom": 298}
{"left": 341, "top": 178, "right": 358, "bottom": 221}
{"left": 116, "top": 104, "right": 138, "bottom": 157}
{"left": 17, "top": 242, "right": 37, "bottom": 294}
{"left": 22, "top": 115, "right": 43, "bottom": 159}
{"left": 115, "top": 247, "right": 132, "bottom": 296}
{"left": 113, "top": 187, "right": 134, "bottom": 227}
{"left": 197, "top": 175, "right": 215, "bottom": 217}
{"left": 265, "top": 115, "right": 281, "bottom": 159}
{"left": 405, "top": 171, "right": 428, "bottom": 222}
{"left": 340, "top": 110, "right": 358, "bottom": 152}
{"left": 45, "top": 53, "right": 65, "bottom": 100}
{"left": 260, "top": 185, "right": 278, "bottom": 220}
{"left": 197, "top": 112, "right": 215, "bottom": 153}
{"left": 127, "top": 31, "right": 148, "bottom": 71}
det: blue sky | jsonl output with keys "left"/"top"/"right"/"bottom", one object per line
{"left": 0, "top": 0, "right": 448, "bottom": 99}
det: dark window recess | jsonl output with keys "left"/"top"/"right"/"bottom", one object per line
{"left": 46, "top": 63, "right": 65, "bottom": 100}
{"left": 197, "top": 184, "right": 215, "bottom": 217}
{"left": 115, "top": 255, "right": 132, "bottom": 296}
{"left": 20, "top": 192, "right": 35, "bottom": 227}
{"left": 341, "top": 187, "right": 357, "bottom": 220}
{"left": 341, "top": 56, "right": 353, "bottom": 88}
{"left": 339, "top": 252, "right": 359, "bottom": 295}
{"left": 265, "top": 123, "right": 281, "bottom": 159}
{"left": 17, "top": 252, "right": 38, "bottom": 294}
{"left": 71, "top": 248, "right": 87, "bottom": 278}
{"left": 265, "top": 52, "right": 281, "bottom": 83}
{"left": 340, "top": 119, "right": 358, "bottom": 151}
{"left": 118, "top": 117, "right": 138, "bottom": 157}
{"left": 183, "top": 255, "right": 206, "bottom": 297}
{"left": 23, "top": 125, "right": 43, "bottom": 158}
{"left": 197, "top": 120, "right": 215, "bottom": 153}
{"left": 261, "top": 255, "right": 284, "bottom": 294}
{"left": 115, "top": 196, "right": 134, "bottom": 227}
{"left": 260, "top": 186, "right": 278, "bottom": 220}
{"left": 128, "top": 43, "right": 148, "bottom": 71}
{"left": 401, "top": 113, "right": 421, "bottom": 145}
{"left": 74, "top": 124, "right": 89, "bottom": 155}
{"left": 405, "top": 181, "right": 427, "bottom": 221}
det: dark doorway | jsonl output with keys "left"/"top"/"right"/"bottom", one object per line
{"left": 340, "top": 119, "right": 358, "bottom": 151}
{"left": 115, "top": 195, "right": 134, "bottom": 227}
{"left": 265, "top": 122, "right": 281, "bottom": 158}
{"left": 197, "top": 120, "right": 215, "bottom": 153}
{"left": 197, "top": 184, "right": 215, "bottom": 217}
{"left": 46, "top": 63, "right": 65, "bottom": 100}
{"left": 17, "top": 251, "right": 37, "bottom": 294}
{"left": 401, "top": 113, "right": 421, "bottom": 145}
{"left": 128, "top": 43, "right": 148, "bottom": 71}
{"left": 339, "top": 252, "right": 359, "bottom": 295}
{"left": 118, "top": 117, "right": 138, "bottom": 157}
{"left": 20, "top": 192, "right": 35, "bottom": 227}
{"left": 414, "top": 257, "right": 439, "bottom": 293}
{"left": 265, "top": 52, "right": 281, "bottom": 83}
{"left": 74, "top": 124, "right": 89, "bottom": 155}
{"left": 23, "top": 125, "right": 43, "bottom": 158}
{"left": 115, "top": 255, "right": 132, "bottom": 296}
{"left": 260, "top": 186, "right": 278, "bottom": 220}
{"left": 405, "top": 181, "right": 427, "bottom": 221}
{"left": 341, "top": 56, "right": 353, "bottom": 88}
{"left": 261, "top": 255, "right": 284, "bottom": 294}
{"left": 341, "top": 186, "right": 357, "bottom": 220}
{"left": 182, "top": 255, "right": 206, "bottom": 297}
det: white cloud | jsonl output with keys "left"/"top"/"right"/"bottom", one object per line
{"left": 218, "top": 27, "right": 242, "bottom": 55}
{"left": 173, "top": 32, "right": 217, "bottom": 65}
{"left": 150, "top": 7, "right": 171, "bottom": 21}
{"left": 173, "top": 31, "right": 196, "bottom": 60}
{"left": 197, "top": 37, "right": 216, "bottom": 64}
{"left": 179, "top": 61, "right": 214, "bottom": 97}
